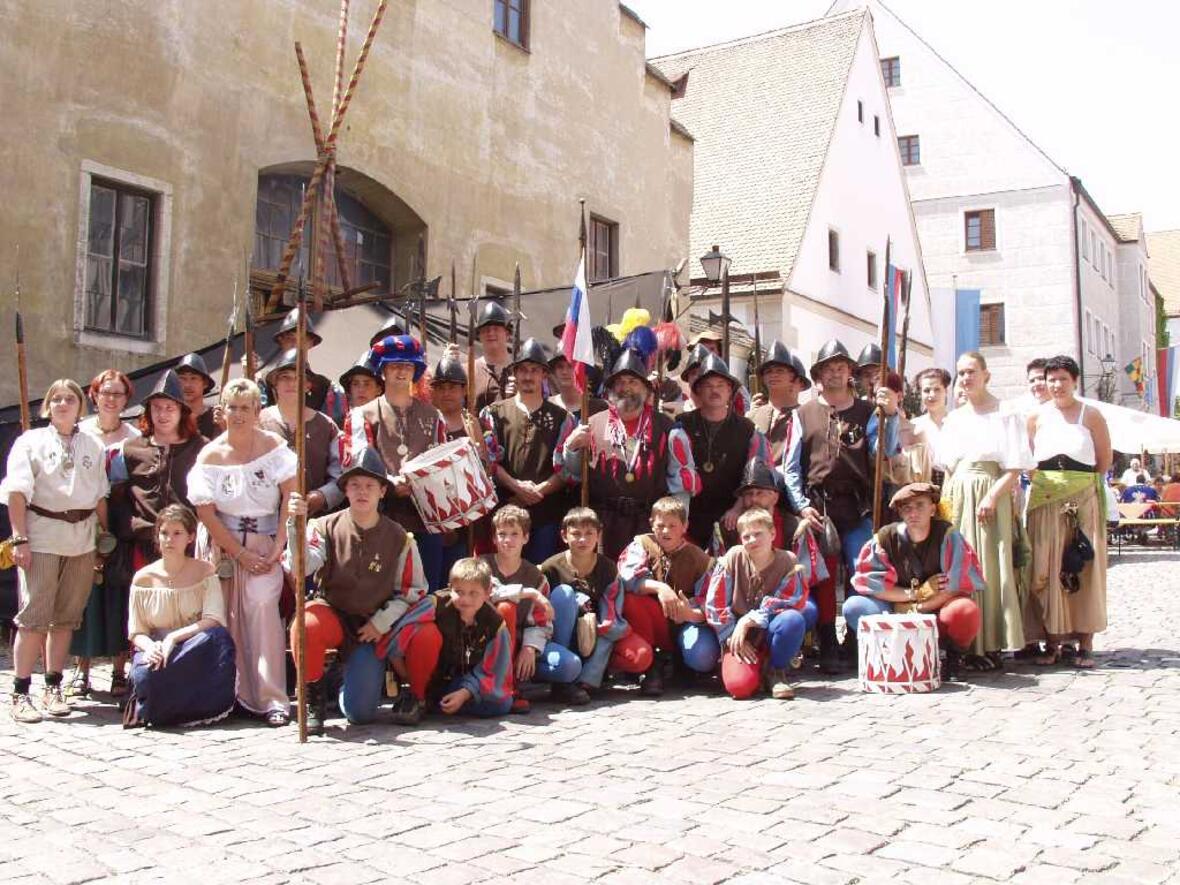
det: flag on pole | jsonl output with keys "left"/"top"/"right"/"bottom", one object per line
{"left": 1158, "top": 346, "right": 1180, "bottom": 417}
{"left": 881, "top": 263, "right": 905, "bottom": 368}
{"left": 560, "top": 252, "right": 595, "bottom": 393}
{"left": 1125, "top": 356, "right": 1145, "bottom": 395}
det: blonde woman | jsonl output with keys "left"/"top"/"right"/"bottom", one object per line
{"left": 2, "top": 380, "right": 110, "bottom": 723}
{"left": 187, "top": 379, "right": 296, "bottom": 726}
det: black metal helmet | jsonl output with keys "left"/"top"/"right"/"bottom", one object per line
{"left": 856, "top": 343, "right": 883, "bottom": 370}
{"left": 809, "top": 339, "right": 855, "bottom": 381}
{"left": 475, "top": 300, "right": 512, "bottom": 331}
{"left": 337, "top": 446, "right": 390, "bottom": 491}
{"left": 368, "top": 315, "right": 406, "bottom": 348}
{"left": 273, "top": 307, "right": 323, "bottom": 346}
{"left": 142, "top": 369, "right": 188, "bottom": 410}
{"left": 431, "top": 356, "right": 468, "bottom": 386}
{"left": 737, "top": 458, "right": 779, "bottom": 495}
{"left": 339, "top": 351, "right": 383, "bottom": 389}
{"left": 690, "top": 353, "right": 739, "bottom": 393}
{"left": 760, "top": 340, "right": 811, "bottom": 391}
{"left": 682, "top": 343, "right": 711, "bottom": 378}
{"left": 604, "top": 348, "right": 652, "bottom": 389}
{"left": 512, "top": 337, "right": 550, "bottom": 370}
{"left": 175, "top": 352, "right": 215, "bottom": 394}
{"left": 264, "top": 349, "right": 300, "bottom": 386}
{"left": 790, "top": 353, "right": 812, "bottom": 391}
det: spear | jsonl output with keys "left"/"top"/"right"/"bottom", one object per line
{"left": 13, "top": 250, "right": 30, "bottom": 432}
{"left": 578, "top": 201, "right": 590, "bottom": 508}
{"left": 293, "top": 274, "right": 309, "bottom": 743}
{"left": 872, "top": 240, "right": 893, "bottom": 532}
{"left": 897, "top": 270, "right": 913, "bottom": 383}
{"left": 219, "top": 275, "right": 239, "bottom": 394}
{"left": 449, "top": 261, "right": 457, "bottom": 343}
{"left": 416, "top": 234, "right": 428, "bottom": 360}
{"left": 512, "top": 263, "right": 522, "bottom": 359}
{"left": 244, "top": 285, "right": 257, "bottom": 383}
{"left": 466, "top": 258, "right": 479, "bottom": 548}
{"left": 750, "top": 272, "right": 762, "bottom": 397}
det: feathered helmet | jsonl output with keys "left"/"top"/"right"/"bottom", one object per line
{"left": 369, "top": 334, "right": 427, "bottom": 381}
{"left": 603, "top": 307, "right": 685, "bottom": 378}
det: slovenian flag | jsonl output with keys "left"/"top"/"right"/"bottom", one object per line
{"left": 882, "top": 264, "right": 905, "bottom": 368}
{"left": 560, "top": 252, "right": 595, "bottom": 393}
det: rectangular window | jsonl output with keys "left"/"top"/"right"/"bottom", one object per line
{"left": 493, "top": 0, "right": 528, "bottom": 49}
{"left": 873, "top": 115, "right": 881, "bottom": 137}
{"left": 828, "top": 229, "right": 840, "bottom": 272}
{"left": 979, "top": 303, "right": 1005, "bottom": 346}
{"left": 1080, "top": 223, "right": 1089, "bottom": 259}
{"left": 1085, "top": 309, "right": 1094, "bottom": 353}
{"left": 85, "top": 178, "right": 154, "bottom": 338}
{"left": 898, "top": 135, "right": 920, "bottom": 166}
{"left": 1106, "top": 251, "right": 1113, "bottom": 285}
{"left": 866, "top": 250, "right": 878, "bottom": 289}
{"left": 965, "top": 209, "right": 996, "bottom": 252}
{"left": 881, "top": 57, "right": 901, "bottom": 88}
{"left": 588, "top": 215, "right": 618, "bottom": 283}
{"left": 857, "top": 100, "right": 864, "bottom": 123}
{"left": 1090, "top": 231, "right": 1097, "bottom": 265}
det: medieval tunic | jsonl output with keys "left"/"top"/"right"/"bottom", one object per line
{"left": 259, "top": 406, "right": 343, "bottom": 512}
{"left": 618, "top": 534, "right": 713, "bottom": 601}
{"left": 473, "top": 356, "right": 513, "bottom": 414}
{"left": 187, "top": 444, "right": 297, "bottom": 716}
{"left": 541, "top": 551, "right": 628, "bottom": 687}
{"left": 480, "top": 398, "right": 576, "bottom": 528}
{"left": 852, "top": 520, "right": 986, "bottom": 600}
{"left": 747, "top": 402, "right": 797, "bottom": 468}
{"left": 388, "top": 595, "right": 512, "bottom": 707}
{"left": 549, "top": 393, "right": 608, "bottom": 424}
{"left": 343, "top": 396, "right": 447, "bottom": 535}
{"left": 677, "top": 411, "right": 768, "bottom": 548}
{"left": 481, "top": 555, "right": 552, "bottom": 654}
{"left": 561, "top": 404, "right": 701, "bottom": 559}
{"left": 704, "top": 547, "right": 808, "bottom": 642}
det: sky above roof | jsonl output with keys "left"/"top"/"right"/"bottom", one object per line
{"left": 629, "top": 0, "right": 1180, "bottom": 231}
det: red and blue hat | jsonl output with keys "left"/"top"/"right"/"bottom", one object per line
{"left": 369, "top": 334, "right": 427, "bottom": 381}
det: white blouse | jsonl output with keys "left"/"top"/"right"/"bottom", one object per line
{"left": 935, "top": 401, "right": 1034, "bottom": 474}
{"left": 186, "top": 445, "right": 297, "bottom": 517}
{"left": 0, "top": 426, "right": 110, "bottom": 555}
{"left": 79, "top": 416, "right": 140, "bottom": 448}
{"left": 128, "top": 573, "right": 227, "bottom": 637}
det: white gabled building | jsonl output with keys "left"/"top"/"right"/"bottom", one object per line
{"left": 650, "top": 10, "right": 934, "bottom": 377}
{"left": 834, "top": 0, "right": 1157, "bottom": 407}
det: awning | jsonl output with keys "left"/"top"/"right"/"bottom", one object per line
{"left": 1081, "top": 397, "right": 1180, "bottom": 454}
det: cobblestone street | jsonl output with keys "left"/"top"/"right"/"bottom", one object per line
{"left": 2, "top": 548, "right": 1178, "bottom": 885}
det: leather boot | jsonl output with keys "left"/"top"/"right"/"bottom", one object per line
{"left": 818, "top": 624, "right": 841, "bottom": 675}
{"left": 305, "top": 680, "right": 325, "bottom": 735}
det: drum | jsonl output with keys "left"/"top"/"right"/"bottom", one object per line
{"left": 858, "top": 613, "right": 941, "bottom": 694}
{"left": 401, "top": 437, "right": 497, "bottom": 533}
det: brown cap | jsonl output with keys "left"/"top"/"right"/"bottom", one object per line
{"left": 889, "top": 482, "right": 941, "bottom": 509}
{"left": 688, "top": 328, "right": 723, "bottom": 346}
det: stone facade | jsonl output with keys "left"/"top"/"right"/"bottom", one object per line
{"left": 0, "top": 0, "right": 692, "bottom": 403}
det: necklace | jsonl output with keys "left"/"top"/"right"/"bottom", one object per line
{"left": 56, "top": 428, "right": 77, "bottom": 471}
{"left": 698, "top": 413, "right": 729, "bottom": 474}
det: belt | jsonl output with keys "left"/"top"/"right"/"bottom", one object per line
{"left": 1037, "top": 456, "right": 1096, "bottom": 473}
{"left": 217, "top": 513, "right": 279, "bottom": 536}
{"left": 28, "top": 504, "right": 96, "bottom": 524}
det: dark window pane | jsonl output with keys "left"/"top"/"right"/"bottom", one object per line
{"left": 119, "top": 193, "right": 150, "bottom": 264}
{"left": 494, "top": 0, "right": 506, "bottom": 35}
{"left": 116, "top": 263, "right": 147, "bottom": 336}
{"left": 88, "top": 186, "right": 116, "bottom": 257}
{"left": 85, "top": 257, "right": 113, "bottom": 331}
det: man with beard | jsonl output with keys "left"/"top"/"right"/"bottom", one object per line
{"left": 472, "top": 302, "right": 515, "bottom": 413}
{"left": 779, "top": 339, "right": 899, "bottom": 671}
{"left": 561, "top": 348, "right": 700, "bottom": 559}
{"left": 676, "top": 354, "right": 768, "bottom": 548}
{"left": 746, "top": 342, "right": 810, "bottom": 467}
{"left": 481, "top": 338, "right": 576, "bottom": 563}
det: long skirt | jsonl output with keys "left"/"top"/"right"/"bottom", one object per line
{"left": 1025, "top": 484, "right": 1107, "bottom": 637}
{"left": 126, "top": 626, "right": 237, "bottom": 727}
{"left": 947, "top": 460, "right": 1024, "bottom": 654}
{"left": 69, "top": 543, "right": 134, "bottom": 658}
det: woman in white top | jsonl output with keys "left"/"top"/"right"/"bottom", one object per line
{"left": 188, "top": 379, "right": 297, "bottom": 726}
{"left": 905, "top": 367, "right": 951, "bottom": 486}
{"left": 1025, "top": 355, "right": 1111, "bottom": 668}
{"left": 125, "top": 504, "right": 236, "bottom": 727}
{"left": 936, "top": 352, "right": 1034, "bottom": 669}
{"left": 2, "top": 379, "right": 110, "bottom": 723}
{"left": 69, "top": 368, "right": 141, "bottom": 698}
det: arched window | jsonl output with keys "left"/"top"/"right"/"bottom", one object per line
{"left": 253, "top": 173, "right": 393, "bottom": 293}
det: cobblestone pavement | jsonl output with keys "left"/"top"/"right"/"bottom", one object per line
{"left": 2, "top": 548, "right": 1178, "bottom": 884}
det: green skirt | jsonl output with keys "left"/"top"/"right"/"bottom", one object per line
{"left": 69, "top": 543, "right": 133, "bottom": 659}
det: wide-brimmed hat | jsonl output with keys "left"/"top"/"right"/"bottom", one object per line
{"left": 337, "top": 446, "right": 390, "bottom": 491}
{"left": 142, "top": 369, "right": 188, "bottom": 411}
{"left": 475, "top": 301, "right": 511, "bottom": 332}
{"left": 264, "top": 349, "right": 301, "bottom": 387}
{"left": 339, "top": 351, "right": 383, "bottom": 389}
{"left": 889, "top": 482, "right": 941, "bottom": 509}
{"left": 604, "top": 348, "right": 652, "bottom": 390}
{"left": 759, "top": 341, "right": 812, "bottom": 390}
{"left": 691, "top": 353, "right": 739, "bottom": 392}
{"left": 368, "top": 316, "right": 406, "bottom": 348}
{"left": 809, "top": 339, "right": 856, "bottom": 381}
{"left": 431, "top": 356, "right": 468, "bottom": 385}
{"left": 370, "top": 335, "right": 427, "bottom": 381}
{"left": 856, "top": 343, "right": 883, "bottom": 371}
{"left": 273, "top": 307, "right": 323, "bottom": 346}
{"left": 175, "top": 353, "right": 215, "bottom": 394}
{"left": 512, "top": 337, "right": 550, "bottom": 370}
{"left": 737, "top": 459, "right": 778, "bottom": 495}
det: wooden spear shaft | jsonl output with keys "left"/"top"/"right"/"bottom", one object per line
{"left": 578, "top": 200, "right": 590, "bottom": 508}
{"left": 293, "top": 277, "right": 309, "bottom": 743}
{"left": 219, "top": 276, "right": 238, "bottom": 394}
{"left": 871, "top": 241, "right": 892, "bottom": 532}
{"left": 466, "top": 259, "right": 478, "bottom": 549}
{"left": 14, "top": 257, "right": 30, "bottom": 432}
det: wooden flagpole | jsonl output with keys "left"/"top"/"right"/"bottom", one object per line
{"left": 293, "top": 275, "right": 309, "bottom": 743}
{"left": 871, "top": 239, "right": 892, "bottom": 532}
{"left": 578, "top": 200, "right": 590, "bottom": 508}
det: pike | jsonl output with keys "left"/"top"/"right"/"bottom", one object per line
{"left": 578, "top": 201, "right": 590, "bottom": 507}
{"left": 896, "top": 270, "right": 913, "bottom": 383}
{"left": 871, "top": 239, "right": 893, "bottom": 532}
{"left": 219, "top": 275, "right": 240, "bottom": 395}
{"left": 13, "top": 248, "right": 30, "bottom": 432}
{"left": 449, "top": 261, "right": 457, "bottom": 344}
{"left": 292, "top": 273, "right": 310, "bottom": 743}
{"left": 416, "top": 234, "right": 428, "bottom": 361}
{"left": 512, "top": 263, "right": 522, "bottom": 359}
{"left": 750, "top": 272, "right": 762, "bottom": 397}
{"left": 466, "top": 258, "right": 479, "bottom": 548}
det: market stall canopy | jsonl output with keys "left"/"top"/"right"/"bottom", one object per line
{"left": 1081, "top": 397, "right": 1180, "bottom": 454}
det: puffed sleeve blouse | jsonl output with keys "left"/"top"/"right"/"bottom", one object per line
{"left": 127, "top": 573, "right": 227, "bottom": 638}
{"left": 935, "top": 401, "right": 1034, "bottom": 474}
{"left": 186, "top": 445, "right": 298, "bottom": 517}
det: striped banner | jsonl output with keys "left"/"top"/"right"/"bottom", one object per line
{"left": 1158, "top": 346, "right": 1180, "bottom": 418}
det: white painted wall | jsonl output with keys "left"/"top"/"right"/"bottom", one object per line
{"left": 786, "top": 18, "right": 932, "bottom": 376}
{"left": 1114, "top": 235, "right": 1155, "bottom": 409}
{"left": 1075, "top": 200, "right": 1121, "bottom": 396}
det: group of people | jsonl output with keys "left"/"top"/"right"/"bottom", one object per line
{"left": 2, "top": 302, "right": 1113, "bottom": 730}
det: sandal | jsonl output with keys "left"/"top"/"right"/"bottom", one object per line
{"left": 962, "top": 654, "right": 995, "bottom": 672}
{"left": 65, "top": 669, "right": 91, "bottom": 699}
{"left": 265, "top": 710, "right": 290, "bottom": 727}
{"left": 1072, "top": 651, "right": 1096, "bottom": 669}
{"left": 109, "top": 673, "right": 129, "bottom": 698}
{"left": 1033, "top": 646, "right": 1061, "bottom": 666}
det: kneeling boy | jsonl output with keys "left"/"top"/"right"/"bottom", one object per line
{"left": 384, "top": 558, "right": 513, "bottom": 723}
{"left": 705, "top": 508, "right": 817, "bottom": 700}
{"left": 618, "top": 497, "right": 716, "bottom": 694}
{"left": 846, "top": 482, "right": 984, "bottom": 675}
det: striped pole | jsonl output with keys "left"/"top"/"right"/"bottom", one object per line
{"left": 333, "top": 0, "right": 350, "bottom": 116}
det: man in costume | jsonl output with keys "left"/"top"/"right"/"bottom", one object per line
{"left": 272, "top": 308, "right": 348, "bottom": 426}
{"left": 746, "top": 342, "right": 810, "bottom": 468}
{"left": 175, "top": 352, "right": 221, "bottom": 439}
{"left": 472, "top": 301, "right": 515, "bottom": 412}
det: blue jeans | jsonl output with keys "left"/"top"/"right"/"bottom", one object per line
{"left": 841, "top": 594, "right": 891, "bottom": 636}
{"left": 417, "top": 533, "right": 446, "bottom": 592}
{"left": 523, "top": 523, "right": 560, "bottom": 565}
{"left": 549, "top": 583, "right": 622, "bottom": 688}
{"left": 841, "top": 517, "right": 873, "bottom": 578}
{"left": 679, "top": 623, "right": 721, "bottom": 673}
{"left": 764, "top": 600, "right": 819, "bottom": 668}
{"left": 336, "top": 643, "right": 389, "bottom": 725}
{"left": 442, "top": 676, "right": 513, "bottom": 717}
{"left": 535, "top": 642, "right": 582, "bottom": 683}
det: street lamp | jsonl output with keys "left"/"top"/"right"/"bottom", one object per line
{"left": 1098, "top": 352, "right": 1116, "bottom": 403}
{"left": 699, "top": 244, "right": 732, "bottom": 361}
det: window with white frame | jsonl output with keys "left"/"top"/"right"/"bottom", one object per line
{"left": 1085, "top": 309, "right": 1094, "bottom": 353}
{"left": 1090, "top": 231, "right": 1097, "bottom": 266}
{"left": 1080, "top": 223, "right": 1089, "bottom": 260}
